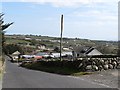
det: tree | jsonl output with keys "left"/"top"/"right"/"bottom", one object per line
{"left": 30, "top": 39, "right": 39, "bottom": 45}
{"left": 54, "top": 46, "right": 60, "bottom": 52}
{"left": 0, "top": 13, "right": 13, "bottom": 55}
{"left": 4, "top": 44, "right": 24, "bottom": 55}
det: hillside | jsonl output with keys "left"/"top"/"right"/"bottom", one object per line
{"left": 5, "top": 34, "right": 118, "bottom": 54}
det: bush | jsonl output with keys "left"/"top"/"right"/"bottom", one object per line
{"left": 4, "top": 44, "right": 23, "bottom": 54}
{"left": 20, "top": 60, "right": 85, "bottom": 75}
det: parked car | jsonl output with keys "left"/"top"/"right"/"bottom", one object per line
{"left": 34, "top": 55, "right": 43, "bottom": 60}
{"left": 21, "top": 55, "right": 35, "bottom": 60}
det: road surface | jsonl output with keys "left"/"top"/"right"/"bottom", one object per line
{"left": 2, "top": 57, "right": 114, "bottom": 89}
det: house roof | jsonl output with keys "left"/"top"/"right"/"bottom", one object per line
{"left": 73, "top": 46, "right": 102, "bottom": 55}
{"left": 12, "top": 51, "right": 21, "bottom": 55}
{"left": 73, "top": 46, "right": 90, "bottom": 53}
{"left": 85, "top": 47, "right": 95, "bottom": 54}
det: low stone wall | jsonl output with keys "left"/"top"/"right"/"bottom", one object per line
{"left": 76, "top": 57, "right": 119, "bottom": 71}
{"left": 20, "top": 55, "right": 120, "bottom": 72}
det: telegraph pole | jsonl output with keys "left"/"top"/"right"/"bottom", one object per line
{"left": 60, "top": 14, "right": 63, "bottom": 61}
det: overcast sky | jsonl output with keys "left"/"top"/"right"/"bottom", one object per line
{"left": 1, "top": 0, "right": 118, "bottom": 41}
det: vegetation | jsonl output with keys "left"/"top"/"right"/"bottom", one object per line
{"left": 20, "top": 61, "right": 92, "bottom": 75}
{"left": 5, "top": 38, "right": 30, "bottom": 44}
{"left": 72, "top": 72, "right": 93, "bottom": 76}
{"left": 0, "top": 13, "right": 13, "bottom": 55}
{"left": 54, "top": 46, "right": 60, "bottom": 52}
{"left": 0, "top": 56, "right": 5, "bottom": 80}
{"left": 0, "top": 13, "right": 13, "bottom": 78}
{"left": 4, "top": 44, "right": 24, "bottom": 55}
{"left": 5, "top": 34, "right": 118, "bottom": 55}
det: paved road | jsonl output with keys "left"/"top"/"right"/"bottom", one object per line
{"left": 2, "top": 57, "right": 112, "bottom": 88}
{"left": 0, "top": 81, "right": 2, "bottom": 90}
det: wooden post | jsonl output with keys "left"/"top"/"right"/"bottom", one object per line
{"left": 60, "top": 14, "right": 63, "bottom": 61}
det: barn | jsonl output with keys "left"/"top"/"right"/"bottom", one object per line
{"left": 72, "top": 46, "right": 102, "bottom": 57}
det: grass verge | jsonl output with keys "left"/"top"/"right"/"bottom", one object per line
{"left": 20, "top": 62, "right": 93, "bottom": 76}
{"left": 0, "top": 56, "right": 3, "bottom": 80}
{"left": 0, "top": 56, "right": 5, "bottom": 80}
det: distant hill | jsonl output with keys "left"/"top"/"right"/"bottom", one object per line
{"left": 5, "top": 34, "right": 118, "bottom": 54}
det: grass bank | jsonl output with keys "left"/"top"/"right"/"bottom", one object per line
{"left": 20, "top": 61, "right": 93, "bottom": 76}
{"left": 0, "top": 56, "right": 4, "bottom": 80}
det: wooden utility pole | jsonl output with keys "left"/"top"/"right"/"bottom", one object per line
{"left": 60, "top": 14, "right": 63, "bottom": 61}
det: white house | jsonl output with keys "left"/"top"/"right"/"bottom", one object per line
{"left": 37, "top": 44, "right": 46, "bottom": 50}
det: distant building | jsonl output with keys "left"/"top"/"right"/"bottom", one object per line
{"left": 25, "top": 38, "right": 31, "bottom": 40}
{"left": 73, "top": 46, "right": 102, "bottom": 57}
{"left": 37, "top": 44, "right": 46, "bottom": 50}
{"left": 50, "top": 40, "right": 60, "bottom": 43}
{"left": 36, "top": 39, "right": 41, "bottom": 41}
{"left": 12, "top": 51, "right": 21, "bottom": 56}
{"left": 63, "top": 47, "right": 71, "bottom": 51}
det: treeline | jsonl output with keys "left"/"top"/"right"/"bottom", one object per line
{"left": 96, "top": 45, "right": 117, "bottom": 54}
{"left": 3, "top": 44, "right": 36, "bottom": 55}
{"left": 3, "top": 44, "right": 23, "bottom": 55}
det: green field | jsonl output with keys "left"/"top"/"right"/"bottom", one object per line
{"left": 6, "top": 38, "right": 30, "bottom": 44}
{"left": 5, "top": 34, "right": 118, "bottom": 54}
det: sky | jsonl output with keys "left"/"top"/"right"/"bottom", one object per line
{"left": 1, "top": 0, "right": 118, "bottom": 41}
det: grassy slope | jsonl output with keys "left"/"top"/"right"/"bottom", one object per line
{"left": 0, "top": 56, "right": 3, "bottom": 80}
{"left": 21, "top": 62, "right": 93, "bottom": 76}
{"left": 5, "top": 35, "right": 117, "bottom": 47}
{"left": 6, "top": 38, "right": 30, "bottom": 44}
{"left": 5, "top": 35, "right": 118, "bottom": 54}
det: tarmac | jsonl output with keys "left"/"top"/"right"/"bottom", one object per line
{"left": 79, "top": 69, "right": 119, "bottom": 88}
{"left": 0, "top": 80, "right": 2, "bottom": 90}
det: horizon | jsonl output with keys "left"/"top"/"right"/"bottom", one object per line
{"left": 1, "top": 0, "right": 118, "bottom": 41}
{"left": 5, "top": 34, "right": 118, "bottom": 42}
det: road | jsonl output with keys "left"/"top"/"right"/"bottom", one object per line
{"left": 2, "top": 57, "right": 113, "bottom": 89}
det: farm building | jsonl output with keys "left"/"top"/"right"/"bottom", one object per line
{"left": 72, "top": 46, "right": 102, "bottom": 57}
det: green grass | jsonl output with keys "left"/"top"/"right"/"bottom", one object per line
{"left": 0, "top": 56, "right": 4, "bottom": 80}
{"left": 72, "top": 72, "right": 93, "bottom": 76}
{"left": 6, "top": 38, "right": 30, "bottom": 44}
{"left": 21, "top": 62, "right": 93, "bottom": 76}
